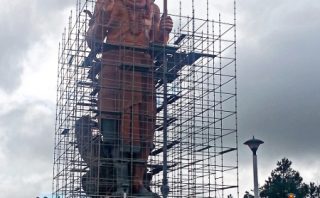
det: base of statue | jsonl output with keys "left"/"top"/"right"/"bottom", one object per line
{"left": 106, "top": 192, "right": 160, "bottom": 198}
{"left": 133, "top": 191, "right": 161, "bottom": 198}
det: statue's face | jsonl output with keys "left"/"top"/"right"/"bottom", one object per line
{"left": 125, "top": 0, "right": 148, "bottom": 8}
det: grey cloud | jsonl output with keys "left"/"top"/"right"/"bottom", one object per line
{"left": 0, "top": 0, "right": 73, "bottom": 93}
{"left": 0, "top": 100, "right": 55, "bottom": 198}
{"left": 237, "top": 0, "right": 320, "bottom": 195}
{"left": 238, "top": 0, "right": 320, "bottom": 171}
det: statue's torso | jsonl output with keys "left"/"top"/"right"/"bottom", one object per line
{"left": 106, "top": 1, "right": 154, "bottom": 47}
{"left": 99, "top": 1, "right": 156, "bottom": 112}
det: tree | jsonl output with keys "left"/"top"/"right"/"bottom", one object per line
{"left": 260, "top": 158, "right": 308, "bottom": 198}
{"left": 243, "top": 191, "right": 254, "bottom": 198}
{"left": 306, "top": 182, "right": 320, "bottom": 198}
{"left": 243, "top": 158, "right": 320, "bottom": 198}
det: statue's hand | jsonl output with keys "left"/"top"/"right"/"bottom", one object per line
{"left": 160, "top": 16, "right": 173, "bottom": 33}
{"left": 102, "top": 0, "right": 115, "bottom": 12}
{"left": 96, "top": 0, "right": 114, "bottom": 13}
{"left": 94, "top": 0, "right": 114, "bottom": 24}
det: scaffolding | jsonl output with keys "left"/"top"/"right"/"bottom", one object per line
{"left": 53, "top": 0, "right": 238, "bottom": 197}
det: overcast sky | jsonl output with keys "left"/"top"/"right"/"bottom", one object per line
{"left": 0, "top": 0, "right": 319, "bottom": 197}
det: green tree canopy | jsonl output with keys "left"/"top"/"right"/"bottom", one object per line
{"left": 308, "top": 182, "right": 320, "bottom": 198}
{"left": 260, "top": 158, "right": 308, "bottom": 198}
{"left": 243, "top": 191, "right": 254, "bottom": 198}
{"left": 243, "top": 158, "right": 320, "bottom": 198}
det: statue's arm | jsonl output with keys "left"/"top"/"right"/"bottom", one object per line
{"left": 150, "top": 4, "right": 173, "bottom": 44}
{"left": 86, "top": 0, "right": 115, "bottom": 48}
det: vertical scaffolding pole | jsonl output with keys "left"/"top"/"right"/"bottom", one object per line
{"left": 161, "top": 0, "right": 169, "bottom": 197}
{"left": 164, "top": 0, "right": 167, "bottom": 17}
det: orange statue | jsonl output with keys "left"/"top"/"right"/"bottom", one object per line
{"left": 86, "top": 0, "right": 173, "bottom": 196}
